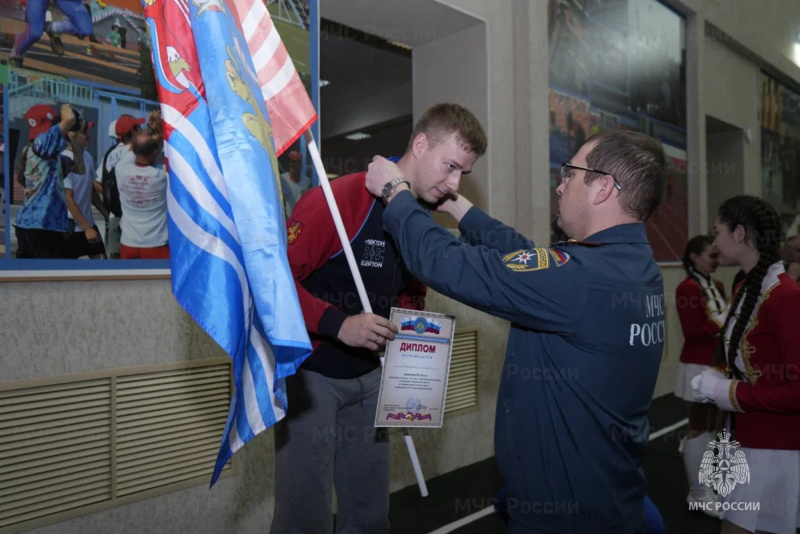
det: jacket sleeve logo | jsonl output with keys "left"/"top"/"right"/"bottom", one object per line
{"left": 287, "top": 221, "right": 304, "bottom": 245}
{"left": 503, "top": 248, "right": 569, "bottom": 272}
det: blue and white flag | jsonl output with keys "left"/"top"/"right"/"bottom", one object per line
{"left": 143, "top": 0, "right": 312, "bottom": 486}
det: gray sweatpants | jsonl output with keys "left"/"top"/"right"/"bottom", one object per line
{"left": 270, "top": 367, "right": 390, "bottom": 534}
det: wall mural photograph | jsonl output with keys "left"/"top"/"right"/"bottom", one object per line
{"left": 548, "top": 0, "right": 687, "bottom": 261}
{"left": 1, "top": 0, "right": 315, "bottom": 268}
{"left": 1, "top": 0, "right": 162, "bottom": 263}
{"left": 761, "top": 72, "right": 800, "bottom": 236}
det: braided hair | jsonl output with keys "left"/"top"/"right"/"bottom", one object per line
{"left": 682, "top": 235, "right": 714, "bottom": 286}
{"left": 714, "top": 196, "right": 782, "bottom": 379}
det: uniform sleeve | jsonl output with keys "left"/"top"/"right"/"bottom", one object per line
{"left": 457, "top": 205, "right": 535, "bottom": 253}
{"left": 384, "top": 192, "right": 587, "bottom": 332}
{"left": 733, "top": 290, "right": 800, "bottom": 413}
{"left": 286, "top": 190, "right": 349, "bottom": 339}
{"left": 32, "top": 125, "right": 66, "bottom": 159}
{"left": 676, "top": 281, "right": 722, "bottom": 341}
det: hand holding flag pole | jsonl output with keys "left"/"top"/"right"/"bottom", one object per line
{"left": 304, "top": 130, "right": 429, "bottom": 497}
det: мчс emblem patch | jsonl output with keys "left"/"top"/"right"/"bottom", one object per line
{"left": 503, "top": 248, "right": 550, "bottom": 272}
{"left": 287, "top": 221, "right": 304, "bottom": 245}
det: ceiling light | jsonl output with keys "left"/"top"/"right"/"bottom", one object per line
{"left": 319, "top": 79, "right": 330, "bottom": 87}
{"left": 345, "top": 132, "right": 371, "bottom": 141}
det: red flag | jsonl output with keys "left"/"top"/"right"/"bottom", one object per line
{"left": 232, "top": 0, "right": 317, "bottom": 155}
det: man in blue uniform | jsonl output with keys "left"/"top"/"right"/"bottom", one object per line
{"left": 366, "top": 129, "right": 668, "bottom": 534}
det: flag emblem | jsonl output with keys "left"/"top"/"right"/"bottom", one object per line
{"left": 400, "top": 316, "right": 442, "bottom": 335}
{"left": 548, "top": 248, "right": 571, "bottom": 267}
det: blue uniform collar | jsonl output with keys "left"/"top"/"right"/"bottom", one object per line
{"left": 583, "top": 222, "right": 650, "bottom": 244}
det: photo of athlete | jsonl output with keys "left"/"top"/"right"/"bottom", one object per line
{"left": 9, "top": 0, "right": 95, "bottom": 68}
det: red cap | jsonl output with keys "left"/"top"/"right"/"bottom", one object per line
{"left": 288, "top": 150, "right": 302, "bottom": 161}
{"left": 25, "top": 104, "right": 57, "bottom": 140}
{"left": 115, "top": 115, "right": 146, "bottom": 137}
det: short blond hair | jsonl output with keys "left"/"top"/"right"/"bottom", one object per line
{"left": 407, "top": 103, "right": 487, "bottom": 156}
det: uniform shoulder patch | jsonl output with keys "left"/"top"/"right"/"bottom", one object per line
{"left": 287, "top": 221, "right": 304, "bottom": 245}
{"left": 502, "top": 248, "right": 550, "bottom": 272}
{"left": 548, "top": 248, "right": 571, "bottom": 267}
{"left": 547, "top": 248, "right": 571, "bottom": 267}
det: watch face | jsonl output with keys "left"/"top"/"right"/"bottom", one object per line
{"left": 382, "top": 182, "right": 393, "bottom": 198}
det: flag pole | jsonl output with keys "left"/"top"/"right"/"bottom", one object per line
{"left": 304, "top": 130, "right": 429, "bottom": 498}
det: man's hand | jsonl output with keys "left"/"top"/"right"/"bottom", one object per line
{"left": 337, "top": 313, "right": 398, "bottom": 352}
{"left": 435, "top": 194, "right": 473, "bottom": 224}
{"left": 366, "top": 156, "right": 404, "bottom": 198}
{"left": 85, "top": 227, "right": 102, "bottom": 243}
{"left": 67, "top": 130, "right": 85, "bottom": 153}
{"left": 59, "top": 104, "right": 76, "bottom": 134}
{"left": 148, "top": 109, "right": 164, "bottom": 143}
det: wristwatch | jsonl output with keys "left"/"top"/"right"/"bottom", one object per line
{"left": 381, "top": 177, "right": 410, "bottom": 200}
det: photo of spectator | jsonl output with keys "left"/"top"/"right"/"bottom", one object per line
{"left": 114, "top": 126, "right": 168, "bottom": 260}
{"left": 63, "top": 116, "right": 109, "bottom": 259}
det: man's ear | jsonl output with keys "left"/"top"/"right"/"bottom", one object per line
{"left": 412, "top": 133, "right": 429, "bottom": 159}
{"left": 592, "top": 175, "right": 616, "bottom": 206}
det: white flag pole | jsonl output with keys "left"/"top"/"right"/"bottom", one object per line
{"left": 303, "top": 130, "right": 429, "bottom": 497}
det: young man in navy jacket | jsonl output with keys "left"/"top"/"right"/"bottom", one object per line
{"left": 271, "top": 103, "right": 487, "bottom": 534}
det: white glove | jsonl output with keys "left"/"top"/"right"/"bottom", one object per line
{"left": 690, "top": 372, "right": 714, "bottom": 403}
{"left": 691, "top": 369, "right": 739, "bottom": 411}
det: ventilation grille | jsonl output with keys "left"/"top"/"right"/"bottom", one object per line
{"left": 0, "top": 380, "right": 112, "bottom": 529}
{"left": 0, "top": 359, "right": 232, "bottom": 534}
{"left": 445, "top": 329, "right": 479, "bottom": 414}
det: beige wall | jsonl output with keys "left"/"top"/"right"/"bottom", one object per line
{"left": 703, "top": 36, "right": 761, "bottom": 198}
{"left": 707, "top": 129, "right": 746, "bottom": 230}
{"left": 0, "top": 281, "right": 275, "bottom": 534}
{"left": 668, "top": 0, "right": 800, "bottom": 85}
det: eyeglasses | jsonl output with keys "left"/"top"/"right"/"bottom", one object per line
{"left": 560, "top": 163, "right": 622, "bottom": 191}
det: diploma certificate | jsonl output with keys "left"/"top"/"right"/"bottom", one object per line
{"left": 374, "top": 308, "right": 456, "bottom": 428}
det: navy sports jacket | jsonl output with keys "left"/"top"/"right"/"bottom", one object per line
{"left": 286, "top": 173, "right": 426, "bottom": 378}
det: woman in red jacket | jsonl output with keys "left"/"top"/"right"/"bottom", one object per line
{"left": 693, "top": 196, "right": 800, "bottom": 534}
{"left": 674, "top": 234, "right": 729, "bottom": 514}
